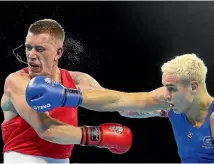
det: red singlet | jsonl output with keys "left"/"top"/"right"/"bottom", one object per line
{"left": 2, "top": 68, "right": 78, "bottom": 159}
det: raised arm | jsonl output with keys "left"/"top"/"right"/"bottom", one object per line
{"left": 81, "top": 87, "right": 169, "bottom": 113}
{"left": 2, "top": 71, "right": 82, "bottom": 145}
{"left": 70, "top": 71, "right": 169, "bottom": 115}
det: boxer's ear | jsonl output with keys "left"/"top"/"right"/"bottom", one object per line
{"left": 190, "top": 81, "right": 198, "bottom": 93}
{"left": 55, "top": 47, "right": 63, "bottom": 60}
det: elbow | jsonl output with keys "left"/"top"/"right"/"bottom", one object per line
{"left": 36, "top": 126, "right": 58, "bottom": 144}
{"left": 37, "top": 128, "right": 53, "bottom": 142}
{"left": 32, "top": 121, "right": 54, "bottom": 142}
{"left": 34, "top": 125, "right": 50, "bottom": 140}
{"left": 33, "top": 113, "right": 56, "bottom": 140}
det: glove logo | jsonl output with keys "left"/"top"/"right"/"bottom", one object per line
{"left": 44, "top": 77, "right": 52, "bottom": 84}
{"left": 44, "top": 77, "right": 58, "bottom": 86}
{"left": 109, "top": 125, "right": 123, "bottom": 134}
{"left": 90, "top": 127, "right": 99, "bottom": 141}
{"left": 33, "top": 103, "right": 51, "bottom": 111}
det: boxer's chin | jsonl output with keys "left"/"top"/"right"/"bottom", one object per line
{"left": 28, "top": 69, "right": 52, "bottom": 79}
{"left": 28, "top": 66, "right": 41, "bottom": 77}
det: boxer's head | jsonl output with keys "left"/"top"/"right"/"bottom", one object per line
{"left": 161, "top": 54, "right": 207, "bottom": 114}
{"left": 25, "top": 19, "right": 65, "bottom": 77}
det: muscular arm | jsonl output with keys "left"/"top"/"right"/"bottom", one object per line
{"left": 2, "top": 71, "right": 82, "bottom": 145}
{"left": 70, "top": 71, "right": 169, "bottom": 116}
{"left": 70, "top": 71, "right": 104, "bottom": 91}
{"left": 81, "top": 87, "right": 169, "bottom": 112}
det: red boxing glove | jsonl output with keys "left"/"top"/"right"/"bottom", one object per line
{"left": 80, "top": 123, "right": 132, "bottom": 154}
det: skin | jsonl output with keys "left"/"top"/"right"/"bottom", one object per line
{"left": 80, "top": 71, "right": 214, "bottom": 139}
{"left": 162, "top": 74, "right": 213, "bottom": 122}
{"left": 3, "top": 27, "right": 214, "bottom": 150}
{"left": 1, "top": 31, "right": 104, "bottom": 145}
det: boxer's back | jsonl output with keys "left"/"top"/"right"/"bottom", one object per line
{"left": 1, "top": 68, "right": 78, "bottom": 160}
{"left": 168, "top": 101, "right": 214, "bottom": 163}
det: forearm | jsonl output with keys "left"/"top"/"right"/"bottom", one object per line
{"left": 40, "top": 117, "right": 82, "bottom": 145}
{"left": 118, "top": 109, "right": 169, "bottom": 119}
{"left": 81, "top": 89, "right": 127, "bottom": 111}
{"left": 80, "top": 89, "right": 168, "bottom": 113}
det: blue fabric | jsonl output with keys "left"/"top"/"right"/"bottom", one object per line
{"left": 168, "top": 101, "right": 214, "bottom": 163}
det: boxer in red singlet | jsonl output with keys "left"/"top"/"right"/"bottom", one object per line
{"left": 1, "top": 19, "right": 132, "bottom": 163}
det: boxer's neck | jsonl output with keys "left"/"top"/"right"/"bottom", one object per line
{"left": 185, "top": 91, "right": 213, "bottom": 127}
{"left": 50, "top": 65, "right": 61, "bottom": 83}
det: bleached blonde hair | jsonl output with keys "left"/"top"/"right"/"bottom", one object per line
{"left": 161, "top": 53, "right": 207, "bottom": 84}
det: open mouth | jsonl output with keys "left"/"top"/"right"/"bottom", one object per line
{"left": 29, "top": 63, "right": 39, "bottom": 68}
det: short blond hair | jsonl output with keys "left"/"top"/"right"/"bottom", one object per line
{"left": 161, "top": 53, "right": 207, "bottom": 84}
{"left": 28, "top": 19, "right": 65, "bottom": 42}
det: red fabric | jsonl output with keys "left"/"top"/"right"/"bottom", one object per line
{"left": 1, "top": 68, "right": 78, "bottom": 159}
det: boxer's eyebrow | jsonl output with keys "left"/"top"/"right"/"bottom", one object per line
{"left": 25, "top": 44, "right": 45, "bottom": 49}
{"left": 25, "top": 44, "right": 46, "bottom": 52}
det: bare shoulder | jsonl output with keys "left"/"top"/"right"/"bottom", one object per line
{"left": 69, "top": 71, "right": 97, "bottom": 84}
{"left": 4, "top": 71, "right": 20, "bottom": 92}
{"left": 1, "top": 70, "right": 29, "bottom": 119}
{"left": 3, "top": 69, "right": 30, "bottom": 110}
{"left": 69, "top": 71, "right": 103, "bottom": 90}
{"left": 69, "top": 71, "right": 89, "bottom": 84}
{"left": 4, "top": 70, "right": 30, "bottom": 93}
{"left": 1, "top": 94, "right": 13, "bottom": 111}
{"left": 1, "top": 93, "right": 18, "bottom": 121}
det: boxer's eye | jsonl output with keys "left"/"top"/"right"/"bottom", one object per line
{"left": 167, "top": 87, "right": 176, "bottom": 92}
{"left": 26, "top": 46, "right": 32, "bottom": 51}
{"left": 25, "top": 44, "right": 46, "bottom": 53}
{"left": 35, "top": 46, "right": 45, "bottom": 53}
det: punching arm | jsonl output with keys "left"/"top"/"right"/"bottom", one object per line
{"left": 70, "top": 71, "right": 169, "bottom": 117}
{"left": 81, "top": 87, "right": 169, "bottom": 113}
{"left": 25, "top": 75, "right": 169, "bottom": 119}
{"left": 118, "top": 109, "right": 169, "bottom": 118}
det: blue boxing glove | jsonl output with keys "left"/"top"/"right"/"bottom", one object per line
{"left": 25, "top": 76, "right": 82, "bottom": 112}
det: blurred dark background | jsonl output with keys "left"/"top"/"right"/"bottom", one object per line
{"left": 1, "top": 1, "right": 214, "bottom": 163}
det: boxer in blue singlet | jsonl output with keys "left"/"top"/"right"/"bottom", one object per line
{"left": 25, "top": 53, "right": 214, "bottom": 162}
